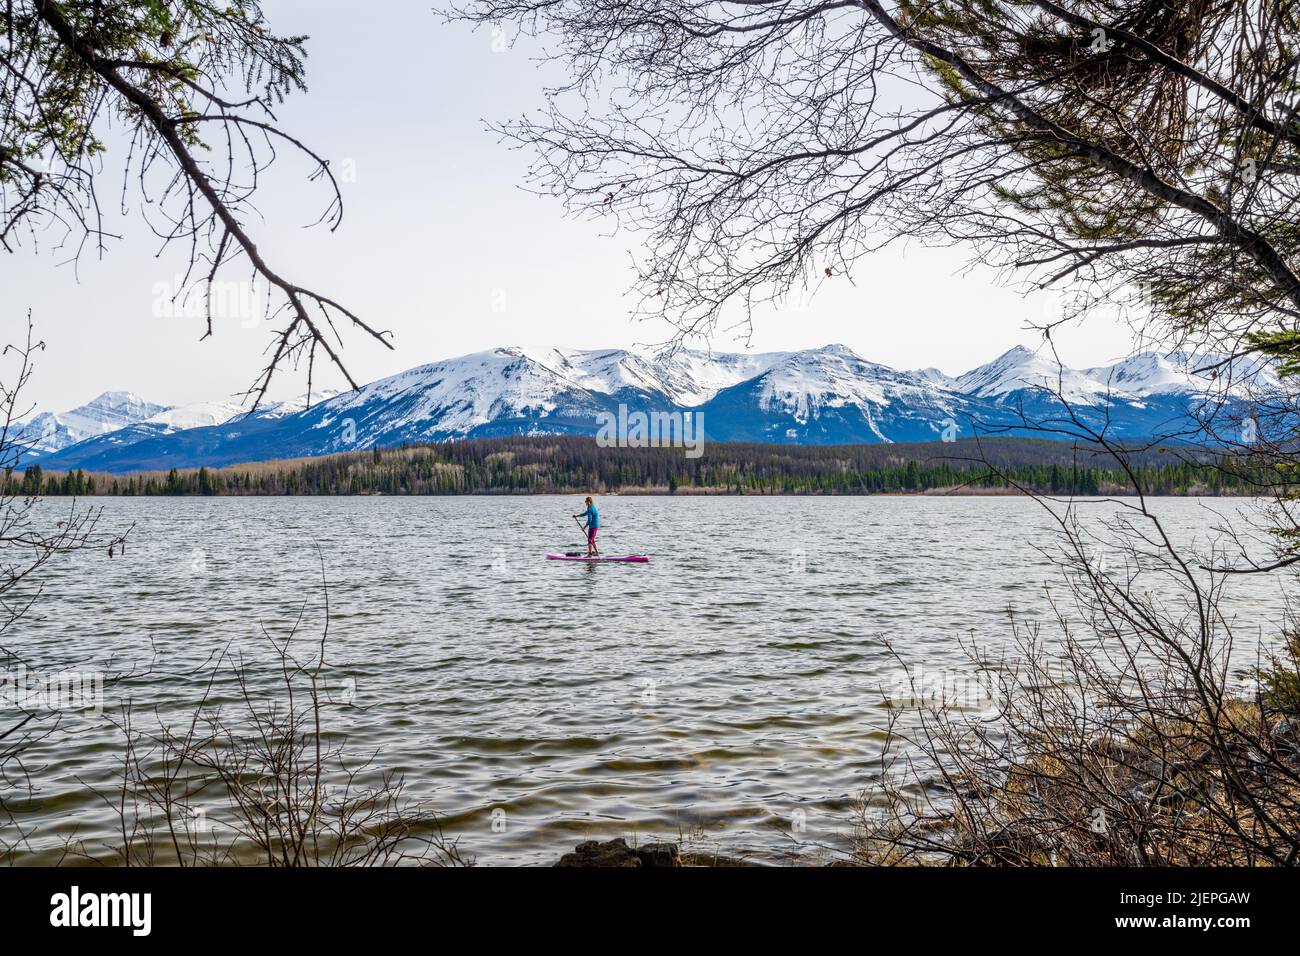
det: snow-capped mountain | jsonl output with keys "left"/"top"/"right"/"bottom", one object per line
{"left": 701, "top": 345, "right": 973, "bottom": 443}
{"left": 957, "top": 345, "right": 1123, "bottom": 406}
{"left": 15, "top": 391, "right": 171, "bottom": 457}
{"left": 961, "top": 345, "right": 1279, "bottom": 405}
{"left": 30, "top": 344, "right": 1282, "bottom": 473}
{"left": 1082, "top": 351, "right": 1280, "bottom": 398}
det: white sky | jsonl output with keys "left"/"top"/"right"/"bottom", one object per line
{"left": 3, "top": 0, "right": 1138, "bottom": 413}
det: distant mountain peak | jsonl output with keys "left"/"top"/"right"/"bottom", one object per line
{"left": 17, "top": 391, "right": 171, "bottom": 458}
{"left": 957, "top": 344, "right": 1115, "bottom": 405}
{"left": 811, "top": 342, "right": 859, "bottom": 357}
{"left": 90, "top": 389, "right": 149, "bottom": 406}
{"left": 908, "top": 367, "right": 955, "bottom": 388}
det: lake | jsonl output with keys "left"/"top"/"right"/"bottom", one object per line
{"left": 4, "top": 495, "right": 1288, "bottom": 865}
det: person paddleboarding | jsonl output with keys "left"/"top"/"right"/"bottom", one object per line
{"left": 574, "top": 496, "right": 600, "bottom": 556}
{"left": 548, "top": 497, "right": 647, "bottom": 562}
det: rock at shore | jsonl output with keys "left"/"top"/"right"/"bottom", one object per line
{"left": 553, "top": 838, "right": 759, "bottom": 866}
{"left": 554, "top": 839, "right": 680, "bottom": 867}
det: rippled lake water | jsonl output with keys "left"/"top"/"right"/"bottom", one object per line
{"left": 4, "top": 495, "right": 1289, "bottom": 865}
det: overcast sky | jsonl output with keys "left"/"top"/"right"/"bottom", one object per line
{"left": 4, "top": 0, "right": 1139, "bottom": 414}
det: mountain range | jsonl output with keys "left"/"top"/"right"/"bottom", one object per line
{"left": 19, "top": 344, "right": 1279, "bottom": 474}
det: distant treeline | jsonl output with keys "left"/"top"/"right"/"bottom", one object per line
{"left": 4, "top": 436, "right": 1273, "bottom": 498}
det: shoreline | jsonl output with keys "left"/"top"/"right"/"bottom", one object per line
{"left": 17, "top": 435, "right": 1255, "bottom": 498}
{"left": 32, "top": 486, "right": 1258, "bottom": 498}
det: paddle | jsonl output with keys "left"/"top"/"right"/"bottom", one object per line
{"left": 569, "top": 513, "right": 587, "bottom": 556}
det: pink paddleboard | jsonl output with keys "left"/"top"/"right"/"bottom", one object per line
{"left": 546, "top": 554, "right": 650, "bottom": 563}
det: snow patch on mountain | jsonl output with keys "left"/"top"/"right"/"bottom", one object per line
{"left": 143, "top": 389, "right": 344, "bottom": 433}
{"left": 145, "top": 400, "right": 245, "bottom": 432}
{"left": 261, "top": 388, "right": 342, "bottom": 417}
